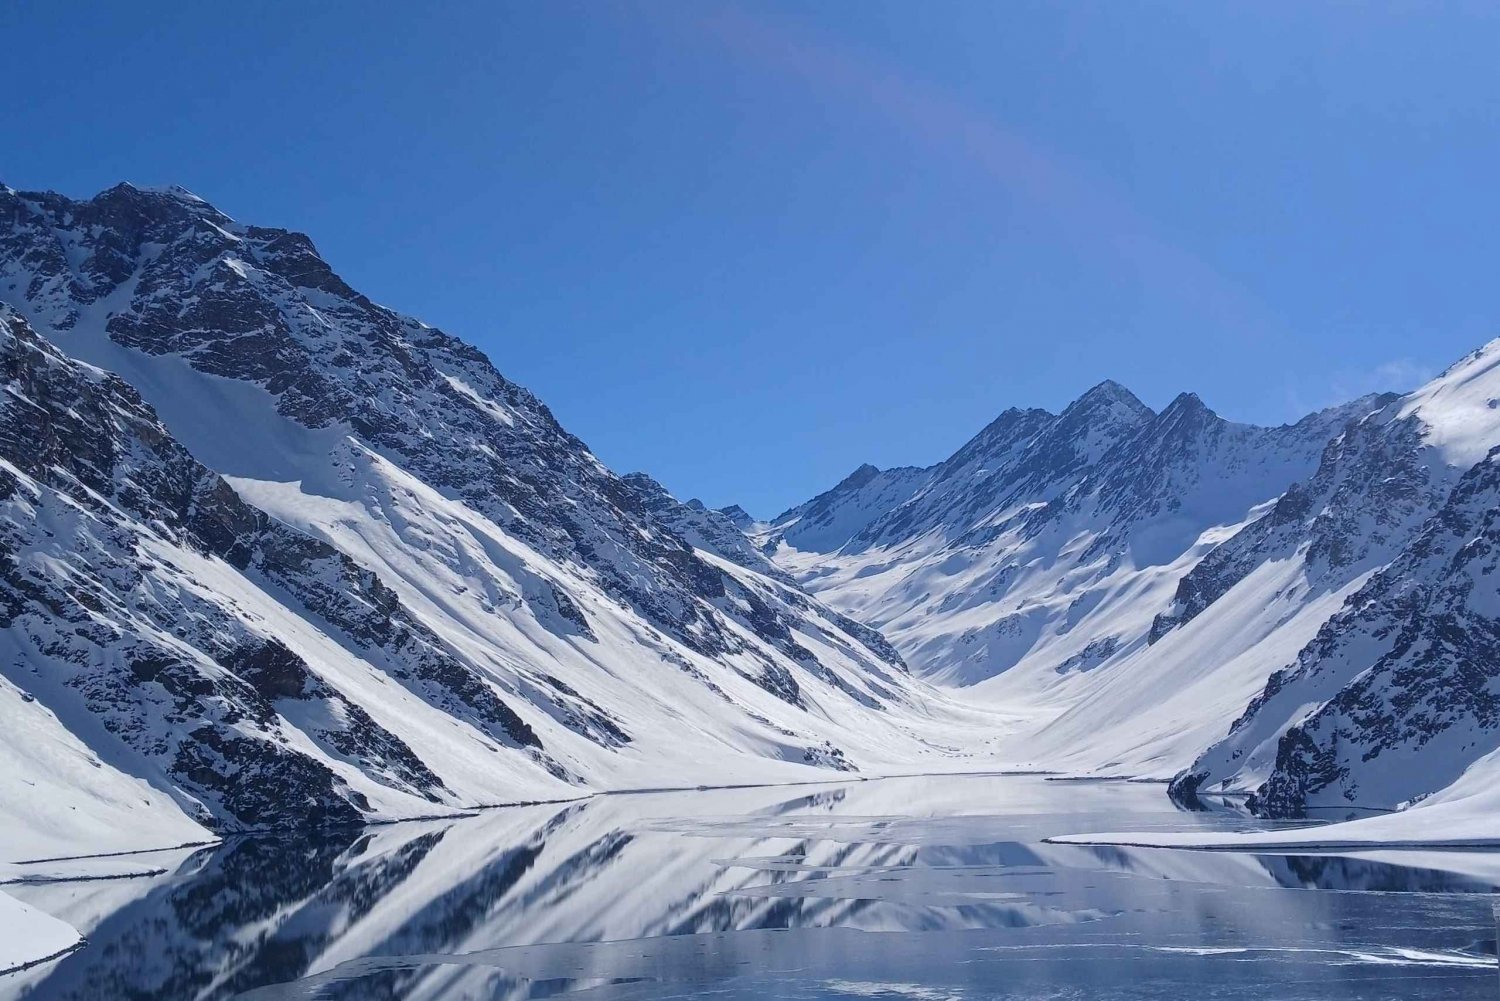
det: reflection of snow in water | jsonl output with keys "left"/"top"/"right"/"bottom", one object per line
{"left": 2, "top": 774, "right": 1497, "bottom": 1000}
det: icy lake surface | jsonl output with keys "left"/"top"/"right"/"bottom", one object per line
{"left": 5, "top": 774, "right": 1500, "bottom": 1000}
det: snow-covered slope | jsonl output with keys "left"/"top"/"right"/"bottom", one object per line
{"left": 759, "top": 377, "right": 1428, "bottom": 784}
{"left": 0, "top": 890, "right": 79, "bottom": 974}
{"left": 0, "top": 183, "right": 999, "bottom": 851}
{"left": 1174, "top": 342, "right": 1500, "bottom": 816}
{"left": 761, "top": 462, "right": 932, "bottom": 555}
{"left": 11, "top": 177, "right": 1500, "bottom": 849}
{"left": 618, "top": 472, "right": 790, "bottom": 582}
{"left": 764, "top": 336, "right": 1500, "bottom": 827}
{"left": 770, "top": 379, "right": 1384, "bottom": 713}
{"left": 0, "top": 307, "right": 571, "bottom": 840}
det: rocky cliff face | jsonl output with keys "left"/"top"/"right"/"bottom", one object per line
{"left": 1149, "top": 396, "right": 1419, "bottom": 642}
{"left": 9, "top": 178, "right": 1499, "bottom": 838}
{"left": 1173, "top": 342, "right": 1500, "bottom": 815}
{"left": 0, "top": 183, "right": 963, "bottom": 845}
{"left": 758, "top": 355, "right": 1426, "bottom": 789}
{"left": 0, "top": 182, "right": 834, "bottom": 669}
{"left": 762, "top": 462, "right": 933, "bottom": 555}
{"left": 0, "top": 308, "right": 509, "bottom": 831}
{"left": 761, "top": 325, "right": 1500, "bottom": 820}
{"left": 769, "top": 377, "right": 1377, "bottom": 689}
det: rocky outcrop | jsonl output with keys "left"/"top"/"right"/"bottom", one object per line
{"left": 0, "top": 183, "right": 945, "bottom": 837}
{"left": 1177, "top": 444, "right": 1500, "bottom": 816}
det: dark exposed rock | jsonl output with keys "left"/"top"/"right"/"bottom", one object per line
{"left": 1182, "top": 445, "right": 1500, "bottom": 816}
{"left": 0, "top": 181, "right": 832, "bottom": 669}
{"left": 1151, "top": 394, "right": 1411, "bottom": 640}
{"left": 0, "top": 309, "right": 523, "bottom": 828}
{"left": 0, "top": 182, "right": 923, "bottom": 838}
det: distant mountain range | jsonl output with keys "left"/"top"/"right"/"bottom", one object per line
{"left": 754, "top": 328, "right": 1500, "bottom": 821}
{"left": 3, "top": 181, "right": 1499, "bottom": 858}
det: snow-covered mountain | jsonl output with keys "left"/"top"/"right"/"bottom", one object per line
{"left": 0, "top": 182, "right": 994, "bottom": 855}
{"left": 761, "top": 462, "right": 931, "bottom": 555}
{"left": 1173, "top": 340, "right": 1500, "bottom": 816}
{"left": 2, "top": 306, "right": 552, "bottom": 835}
{"left": 767, "top": 381, "right": 1385, "bottom": 686}
{"left": 762, "top": 335, "right": 1500, "bottom": 824}
{"left": 7, "top": 178, "right": 1500, "bottom": 859}
{"left": 760, "top": 377, "right": 1413, "bottom": 780}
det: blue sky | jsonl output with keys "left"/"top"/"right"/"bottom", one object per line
{"left": 4, "top": 2, "right": 1499, "bottom": 516}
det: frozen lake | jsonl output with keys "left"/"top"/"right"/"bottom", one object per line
{"left": 5, "top": 774, "right": 1499, "bottom": 999}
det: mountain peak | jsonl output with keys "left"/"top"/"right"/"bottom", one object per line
{"left": 620, "top": 470, "right": 667, "bottom": 494}
{"left": 0, "top": 186, "right": 953, "bottom": 842}
{"left": 969, "top": 406, "right": 1058, "bottom": 446}
{"left": 71, "top": 181, "right": 235, "bottom": 230}
{"left": 116, "top": 181, "right": 207, "bottom": 201}
{"left": 836, "top": 463, "right": 883, "bottom": 491}
{"left": 1160, "top": 391, "right": 1213, "bottom": 419}
{"left": 1063, "top": 379, "right": 1154, "bottom": 422}
{"left": 96, "top": 181, "right": 216, "bottom": 209}
{"left": 1081, "top": 378, "right": 1138, "bottom": 402}
{"left": 718, "top": 503, "right": 755, "bottom": 528}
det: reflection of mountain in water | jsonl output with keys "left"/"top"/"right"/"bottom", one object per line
{"left": 1264, "top": 854, "right": 1500, "bottom": 895}
{"left": 7, "top": 776, "right": 1500, "bottom": 1001}
{"left": 7, "top": 785, "right": 912, "bottom": 1001}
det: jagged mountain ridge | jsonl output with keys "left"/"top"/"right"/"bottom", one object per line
{"left": 757, "top": 335, "right": 1500, "bottom": 823}
{"left": 619, "top": 472, "right": 792, "bottom": 583}
{"left": 756, "top": 373, "right": 1407, "bottom": 785}
{"left": 8, "top": 175, "right": 1500, "bottom": 849}
{"left": 0, "top": 182, "right": 987, "bottom": 853}
{"left": 1, "top": 181, "right": 787, "bottom": 666}
{"left": 1172, "top": 339, "right": 1500, "bottom": 816}
{"left": 763, "top": 462, "right": 932, "bottom": 556}
{"left": 855, "top": 379, "right": 1154, "bottom": 555}
{"left": 0, "top": 308, "right": 550, "bottom": 835}
{"left": 766, "top": 378, "right": 1385, "bottom": 686}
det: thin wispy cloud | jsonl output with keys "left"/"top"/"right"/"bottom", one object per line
{"left": 1336, "top": 358, "right": 1435, "bottom": 399}
{"left": 1281, "top": 356, "right": 1434, "bottom": 422}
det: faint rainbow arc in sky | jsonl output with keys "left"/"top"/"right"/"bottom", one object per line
{"left": 678, "top": 3, "right": 1281, "bottom": 347}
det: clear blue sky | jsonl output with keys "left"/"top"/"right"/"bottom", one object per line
{"left": 4, "top": 2, "right": 1499, "bottom": 516}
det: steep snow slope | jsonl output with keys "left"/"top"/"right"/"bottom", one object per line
{"left": 0, "top": 890, "right": 79, "bottom": 974}
{"left": 1174, "top": 343, "right": 1500, "bottom": 815}
{"left": 618, "top": 472, "right": 790, "bottom": 581}
{"left": 762, "top": 462, "right": 931, "bottom": 555}
{"left": 765, "top": 334, "right": 1500, "bottom": 827}
{"left": 0, "top": 670, "right": 211, "bottom": 862}
{"left": 0, "top": 183, "right": 1002, "bottom": 850}
{"left": 773, "top": 381, "right": 1381, "bottom": 695}
{"left": 0, "top": 308, "right": 572, "bottom": 840}
{"left": 760, "top": 375, "right": 1402, "bottom": 782}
